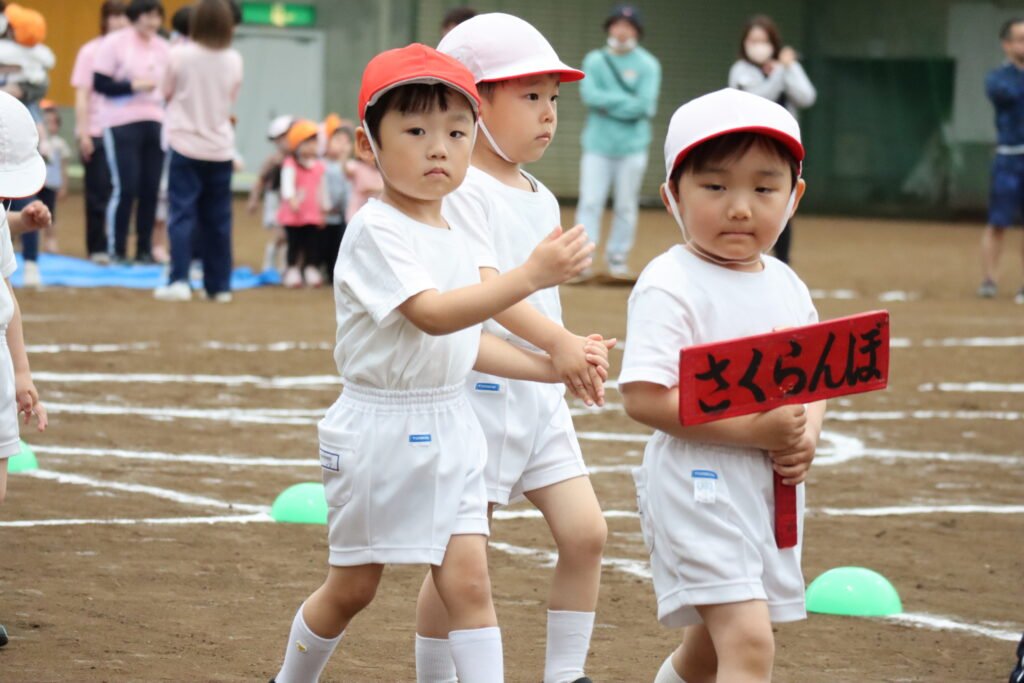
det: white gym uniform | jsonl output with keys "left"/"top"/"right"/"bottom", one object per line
{"left": 620, "top": 245, "right": 817, "bottom": 627}
{"left": 0, "top": 206, "right": 21, "bottom": 460}
{"left": 444, "top": 166, "right": 587, "bottom": 506}
{"left": 323, "top": 198, "right": 489, "bottom": 566}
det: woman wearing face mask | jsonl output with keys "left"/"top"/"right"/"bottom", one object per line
{"left": 576, "top": 4, "right": 661, "bottom": 283}
{"left": 729, "top": 14, "right": 815, "bottom": 265}
{"left": 92, "top": 0, "right": 170, "bottom": 265}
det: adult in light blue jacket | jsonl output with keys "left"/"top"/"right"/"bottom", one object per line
{"left": 575, "top": 4, "right": 661, "bottom": 281}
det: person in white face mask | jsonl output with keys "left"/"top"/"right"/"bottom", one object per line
{"left": 728, "top": 14, "right": 816, "bottom": 265}
{"left": 575, "top": 4, "right": 661, "bottom": 283}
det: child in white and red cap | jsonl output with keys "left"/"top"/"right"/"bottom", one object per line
{"left": 0, "top": 88, "right": 50, "bottom": 651}
{"left": 619, "top": 88, "right": 825, "bottom": 683}
{"left": 418, "top": 14, "right": 614, "bottom": 683}
{"left": 270, "top": 43, "right": 594, "bottom": 683}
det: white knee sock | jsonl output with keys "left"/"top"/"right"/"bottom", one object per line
{"left": 654, "top": 654, "right": 687, "bottom": 683}
{"left": 544, "top": 610, "right": 596, "bottom": 683}
{"left": 416, "top": 634, "right": 458, "bottom": 683}
{"left": 275, "top": 604, "right": 344, "bottom": 683}
{"left": 448, "top": 626, "right": 503, "bottom": 683}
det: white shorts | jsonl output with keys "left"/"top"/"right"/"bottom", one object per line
{"left": 633, "top": 432, "right": 806, "bottom": 628}
{"left": 319, "top": 383, "right": 489, "bottom": 567}
{"left": 0, "top": 336, "right": 20, "bottom": 459}
{"left": 466, "top": 372, "right": 587, "bottom": 506}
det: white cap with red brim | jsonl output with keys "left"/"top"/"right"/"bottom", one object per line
{"left": 437, "top": 12, "right": 584, "bottom": 84}
{"left": 663, "top": 88, "right": 804, "bottom": 184}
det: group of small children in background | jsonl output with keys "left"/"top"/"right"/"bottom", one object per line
{"left": 248, "top": 110, "right": 381, "bottom": 288}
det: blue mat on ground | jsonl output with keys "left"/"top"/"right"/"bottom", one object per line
{"left": 9, "top": 253, "right": 281, "bottom": 289}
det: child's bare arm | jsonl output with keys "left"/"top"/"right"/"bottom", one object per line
{"left": 398, "top": 226, "right": 593, "bottom": 336}
{"left": 4, "top": 280, "right": 46, "bottom": 432}
{"left": 621, "top": 380, "right": 806, "bottom": 451}
{"left": 473, "top": 332, "right": 560, "bottom": 383}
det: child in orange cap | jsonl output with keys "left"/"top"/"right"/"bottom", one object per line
{"left": 620, "top": 88, "right": 823, "bottom": 683}
{"left": 278, "top": 118, "right": 329, "bottom": 288}
{"left": 270, "top": 43, "right": 596, "bottom": 683}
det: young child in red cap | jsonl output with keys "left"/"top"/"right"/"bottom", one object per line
{"left": 270, "top": 44, "right": 596, "bottom": 683}
{"left": 619, "top": 88, "right": 824, "bottom": 683}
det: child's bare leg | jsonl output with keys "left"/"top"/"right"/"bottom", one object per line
{"left": 525, "top": 476, "right": 607, "bottom": 683}
{"left": 695, "top": 601, "right": 774, "bottom": 683}
{"left": 275, "top": 563, "right": 383, "bottom": 683}
{"left": 429, "top": 533, "right": 502, "bottom": 682}
{"left": 653, "top": 624, "right": 717, "bottom": 683}
{"left": 0, "top": 458, "right": 7, "bottom": 504}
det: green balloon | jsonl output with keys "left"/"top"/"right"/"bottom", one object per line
{"left": 7, "top": 440, "right": 38, "bottom": 473}
{"left": 271, "top": 482, "right": 328, "bottom": 525}
{"left": 806, "top": 566, "right": 903, "bottom": 616}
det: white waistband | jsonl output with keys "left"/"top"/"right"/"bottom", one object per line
{"left": 996, "top": 144, "right": 1024, "bottom": 155}
{"left": 340, "top": 382, "right": 464, "bottom": 407}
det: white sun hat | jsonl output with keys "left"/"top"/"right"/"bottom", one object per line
{"left": 437, "top": 12, "right": 584, "bottom": 84}
{"left": 0, "top": 90, "right": 45, "bottom": 199}
{"left": 663, "top": 88, "right": 804, "bottom": 184}
{"left": 266, "top": 114, "right": 294, "bottom": 140}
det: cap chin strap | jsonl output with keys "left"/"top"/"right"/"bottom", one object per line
{"left": 663, "top": 183, "right": 797, "bottom": 267}
{"left": 478, "top": 120, "right": 514, "bottom": 163}
{"left": 360, "top": 119, "right": 480, "bottom": 188}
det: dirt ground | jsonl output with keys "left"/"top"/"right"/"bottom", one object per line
{"left": 1, "top": 195, "right": 1022, "bottom": 682}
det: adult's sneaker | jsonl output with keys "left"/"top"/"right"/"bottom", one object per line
{"left": 153, "top": 281, "right": 192, "bottom": 302}
{"left": 978, "top": 279, "right": 997, "bottom": 298}
{"left": 283, "top": 266, "right": 303, "bottom": 289}
{"left": 208, "top": 291, "right": 233, "bottom": 303}
{"left": 303, "top": 265, "right": 323, "bottom": 288}
{"left": 89, "top": 252, "right": 111, "bottom": 265}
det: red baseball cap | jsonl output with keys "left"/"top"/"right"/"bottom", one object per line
{"left": 358, "top": 43, "right": 480, "bottom": 121}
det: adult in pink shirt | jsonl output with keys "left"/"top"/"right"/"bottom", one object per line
{"left": 92, "top": 0, "right": 169, "bottom": 264}
{"left": 71, "top": 0, "right": 129, "bottom": 263}
{"left": 154, "top": 0, "right": 242, "bottom": 302}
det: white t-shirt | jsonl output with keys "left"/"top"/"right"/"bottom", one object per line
{"left": 620, "top": 245, "right": 817, "bottom": 389}
{"left": 443, "top": 166, "right": 563, "bottom": 350}
{"left": 333, "top": 198, "right": 482, "bottom": 390}
{"left": 0, "top": 206, "right": 17, "bottom": 332}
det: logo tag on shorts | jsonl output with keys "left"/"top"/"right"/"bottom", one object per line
{"left": 409, "top": 434, "right": 432, "bottom": 446}
{"left": 692, "top": 469, "right": 717, "bottom": 504}
{"left": 319, "top": 448, "right": 340, "bottom": 471}
{"left": 474, "top": 382, "right": 501, "bottom": 392}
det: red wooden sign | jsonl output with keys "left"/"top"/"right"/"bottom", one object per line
{"left": 678, "top": 310, "right": 890, "bottom": 549}
{"left": 678, "top": 310, "right": 890, "bottom": 426}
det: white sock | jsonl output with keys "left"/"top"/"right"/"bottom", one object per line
{"left": 654, "top": 654, "right": 687, "bottom": 683}
{"left": 544, "top": 610, "right": 596, "bottom": 683}
{"left": 275, "top": 604, "right": 343, "bottom": 683}
{"left": 448, "top": 626, "right": 503, "bottom": 683}
{"left": 416, "top": 634, "right": 458, "bottom": 683}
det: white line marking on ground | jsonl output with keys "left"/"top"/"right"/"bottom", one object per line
{"left": 32, "top": 444, "right": 313, "bottom": 468}
{"left": 918, "top": 382, "right": 1024, "bottom": 393}
{"left": 816, "top": 504, "right": 1024, "bottom": 517}
{"left": 809, "top": 289, "right": 859, "bottom": 300}
{"left": 887, "top": 612, "right": 1022, "bottom": 642}
{"left": 34, "top": 371, "right": 340, "bottom": 389}
{"left": 489, "top": 541, "right": 652, "bottom": 579}
{"left": 21, "top": 469, "right": 268, "bottom": 513}
{"left": 828, "top": 410, "right": 1023, "bottom": 421}
{"left": 922, "top": 336, "right": 1024, "bottom": 348}
{"left": 0, "top": 513, "right": 272, "bottom": 528}
{"left": 44, "top": 402, "right": 322, "bottom": 425}
{"left": 202, "top": 341, "right": 333, "bottom": 352}
{"left": 27, "top": 342, "right": 157, "bottom": 354}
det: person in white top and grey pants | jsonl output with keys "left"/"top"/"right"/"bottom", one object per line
{"left": 729, "top": 14, "right": 816, "bottom": 265}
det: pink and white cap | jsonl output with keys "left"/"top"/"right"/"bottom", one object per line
{"left": 663, "top": 88, "right": 803, "bottom": 184}
{"left": 437, "top": 12, "right": 584, "bottom": 85}
{"left": 662, "top": 89, "right": 805, "bottom": 265}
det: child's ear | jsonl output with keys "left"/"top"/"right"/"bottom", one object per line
{"left": 659, "top": 181, "right": 680, "bottom": 216}
{"left": 790, "top": 178, "right": 807, "bottom": 218}
{"left": 354, "top": 127, "right": 376, "bottom": 164}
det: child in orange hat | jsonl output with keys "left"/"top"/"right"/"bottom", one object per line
{"left": 277, "top": 118, "right": 330, "bottom": 288}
